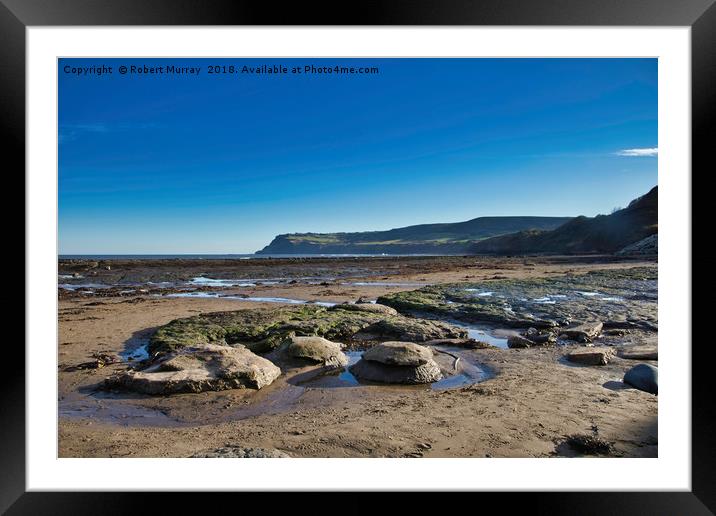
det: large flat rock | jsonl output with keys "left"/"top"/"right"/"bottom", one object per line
{"left": 105, "top": 343, "right": 281, "bottom": 394}
{"left": 566, "top": 346, "right": 615, "bottom": 366}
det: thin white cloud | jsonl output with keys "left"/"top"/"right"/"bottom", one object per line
{"left": 616, "top": 147, "right": 658, "bottom": 157}
{"left": 59, "top": 122, "right": 158, "bottom": 144}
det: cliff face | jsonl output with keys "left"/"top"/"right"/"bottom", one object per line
{"left": 469, "top": 186, "right": 658, "bottom": 255}
{"left": 256, "top": 216, "right": 573, "bottom": 255}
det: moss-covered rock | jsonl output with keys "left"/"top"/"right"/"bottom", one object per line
{"left": 378, "top": 267, "right": 657, "bottom": 331}
{"left": 149, "top": 305, "right": 467, "bottom": 357}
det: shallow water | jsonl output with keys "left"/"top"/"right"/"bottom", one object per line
{"left": 59, "top": 283, "right": 112, "bottom": 290}
{"left": 343, "top": 281, "right": 429, "bottom": 287}
{"left": 165, "top": 292, "right": 336, "bottom": 306}
{"left": 297, "top": 349, "right": 490, "bottom": 390}
{"left": 444, "top": 321, "right": 511, "bottom": 349}
{"left": 189, "top": 277, "right": 257, "bottom": 287}
{"left": 120, "top": 342, "right": 150, "bottom": 362}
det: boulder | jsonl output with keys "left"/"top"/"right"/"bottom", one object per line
{"left": 623, "top": 363, "right": 658, "bottom": 394}
{"left": 507, "top": 335, "right": 533, "bottom": 349}
{"left": 191, "top": 446, "right": 290, "bottom": 458}
{"left": 561, "top": 321, "right": 603, "bottom": 343}
{"left": 104, "top": 343, "right": 281, "bottom": 394}
{"left": 361, "top": 341, "right": 434, "bottom": 367}
{"left": 349, "top": 358, "right": 442, "bottom": 384}
{"left": 331, "top": 303, "right": 399, "bottom": 316}
{"left": 349, "top": 341, "right": 443, "bottom": 384}
{"left": 285, "top": 336, "right": 348, "bottom": 368}
{"left": 566, "top": 347, "right": 615, "bottom": 366}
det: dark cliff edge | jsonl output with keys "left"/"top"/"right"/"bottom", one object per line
{"left": 468, "top": 186, "right": 658, "bottom": 256}
{"left": 256, "top": 216, "right": 572, "bottom": 255}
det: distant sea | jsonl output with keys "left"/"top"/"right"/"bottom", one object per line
{"left": 58, "top": 253, "right": 446, "bottom": 260}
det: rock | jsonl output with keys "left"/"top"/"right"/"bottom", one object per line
{"left": 564, "top": 434, "right": 613, "bottom": 455}
{"left": 561, "top": 321, "right": 603, "bottom": 343}
{"left": 361, "top": 341, "right": 434, "bottom": 366}
{"left": 104, "top": 343, "right": 281, "bottom": 394}
{"left": 603, "top": 328, "right": 628, "bottom": 337}
{"left": 149, "top": 305, "right": 467, "bottom": 356}
{"left": 349, "top": 342, "right": 443, "bottom": 384}
{"left": 618, "top": 347, "right": 658, "bottom": 361}
{"left": 349, "top": 358, "right": 442, "bottom": 384}
{"left": 566, "top": 347, "right": 615, "bottom": 366}
{"left": 191, "top": 446, "right": 290, "bottom": 458}
{"left": 616, "top": 234, "right": 657, "bottom": 256}
{"left": 530, "top": 332, "right": 557, "bottom": 345}
{"left": 623, "top": 363, "right": 658, "bottom": 394}
{"left": 423, "top": 338, "right": 492, "bottom": 349}
{"left": 285, "top": 335, "right": 348, "bottom": 368}
{"left": 356, "top": 297, "right": 374, "bottom": 304}
{"left": 507, "top": 335, "right": 533, "bottom": 349}
{"left": 357, "top": 318, "right": 467, "bottom": 342}
{"left": 331, "top": 303, "right": 399, "bottom": 316}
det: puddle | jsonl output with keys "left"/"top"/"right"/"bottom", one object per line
{"left": 165, "top": 292, "right": 336, "bottom": 306}
{"left": 465, "top": 290, "right": 494, "bottom": 297}
{"left": 445, "top": 321, "right": 511, "bottom": 349}
{"left": 120, "top": 342, "right": 149, "bottom": 362}
{"left": 189, "top": 277, "right": 257, "bottom": 287}
{"left": 295, "top": 349, "right": 491, "bottom": 390}
{"left": 59, "top": 399, "right": 181, "bottom": 427}
{"left": 59, "top": 283, "right": 112, "bottom": 290}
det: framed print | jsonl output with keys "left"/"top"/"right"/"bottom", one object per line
{"left": 6, "top": 0, "right": 712, "bottom": 513}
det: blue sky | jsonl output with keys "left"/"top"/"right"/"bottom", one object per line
{"left": 59, "top": 58, "right": 657, "bottom": 254}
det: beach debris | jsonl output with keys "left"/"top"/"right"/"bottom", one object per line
{"left": 623, "top": 363, "right": 658, "bottom": 394}
{"left": 563, "top": 434, "right": 614, "bottom": 455}
{"left": 191, "top": 446, "right": 290, "bottom": 458}
{"left": 103, "top": 343, "right": 281, "bottom": 394}
{"left": 63, "top": 352, "right": 120, "bottom": 371}
{"left": 566, "top": 347, "right": 615, "bottom": 366}
{"left": 349, "top": 342, "right": 443, "bottom": 384}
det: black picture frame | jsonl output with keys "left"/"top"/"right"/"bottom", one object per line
{"left": 5, "top": 0, "right": 711, "bottom": 513}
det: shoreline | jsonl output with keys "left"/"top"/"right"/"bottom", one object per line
{"left": 58, "top": 255, "right": 658, "bottom": 458}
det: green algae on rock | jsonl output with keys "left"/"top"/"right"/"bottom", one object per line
{"left": 149, "top": 304, "right": 467, "bottom": 357}
{"left": 377, "top": 267, "right": 657, "bottom": 331}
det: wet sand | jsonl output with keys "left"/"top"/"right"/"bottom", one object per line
{"left": 58, "top": 255, "right": 658, "bottom": 458}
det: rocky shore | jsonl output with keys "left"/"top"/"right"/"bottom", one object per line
{"left": 58, "top": 255, "right": 658, "bottom": 458}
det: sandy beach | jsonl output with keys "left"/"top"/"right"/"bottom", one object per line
{"left": 58, "top": 255, "right": 658, "bottom": 458}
